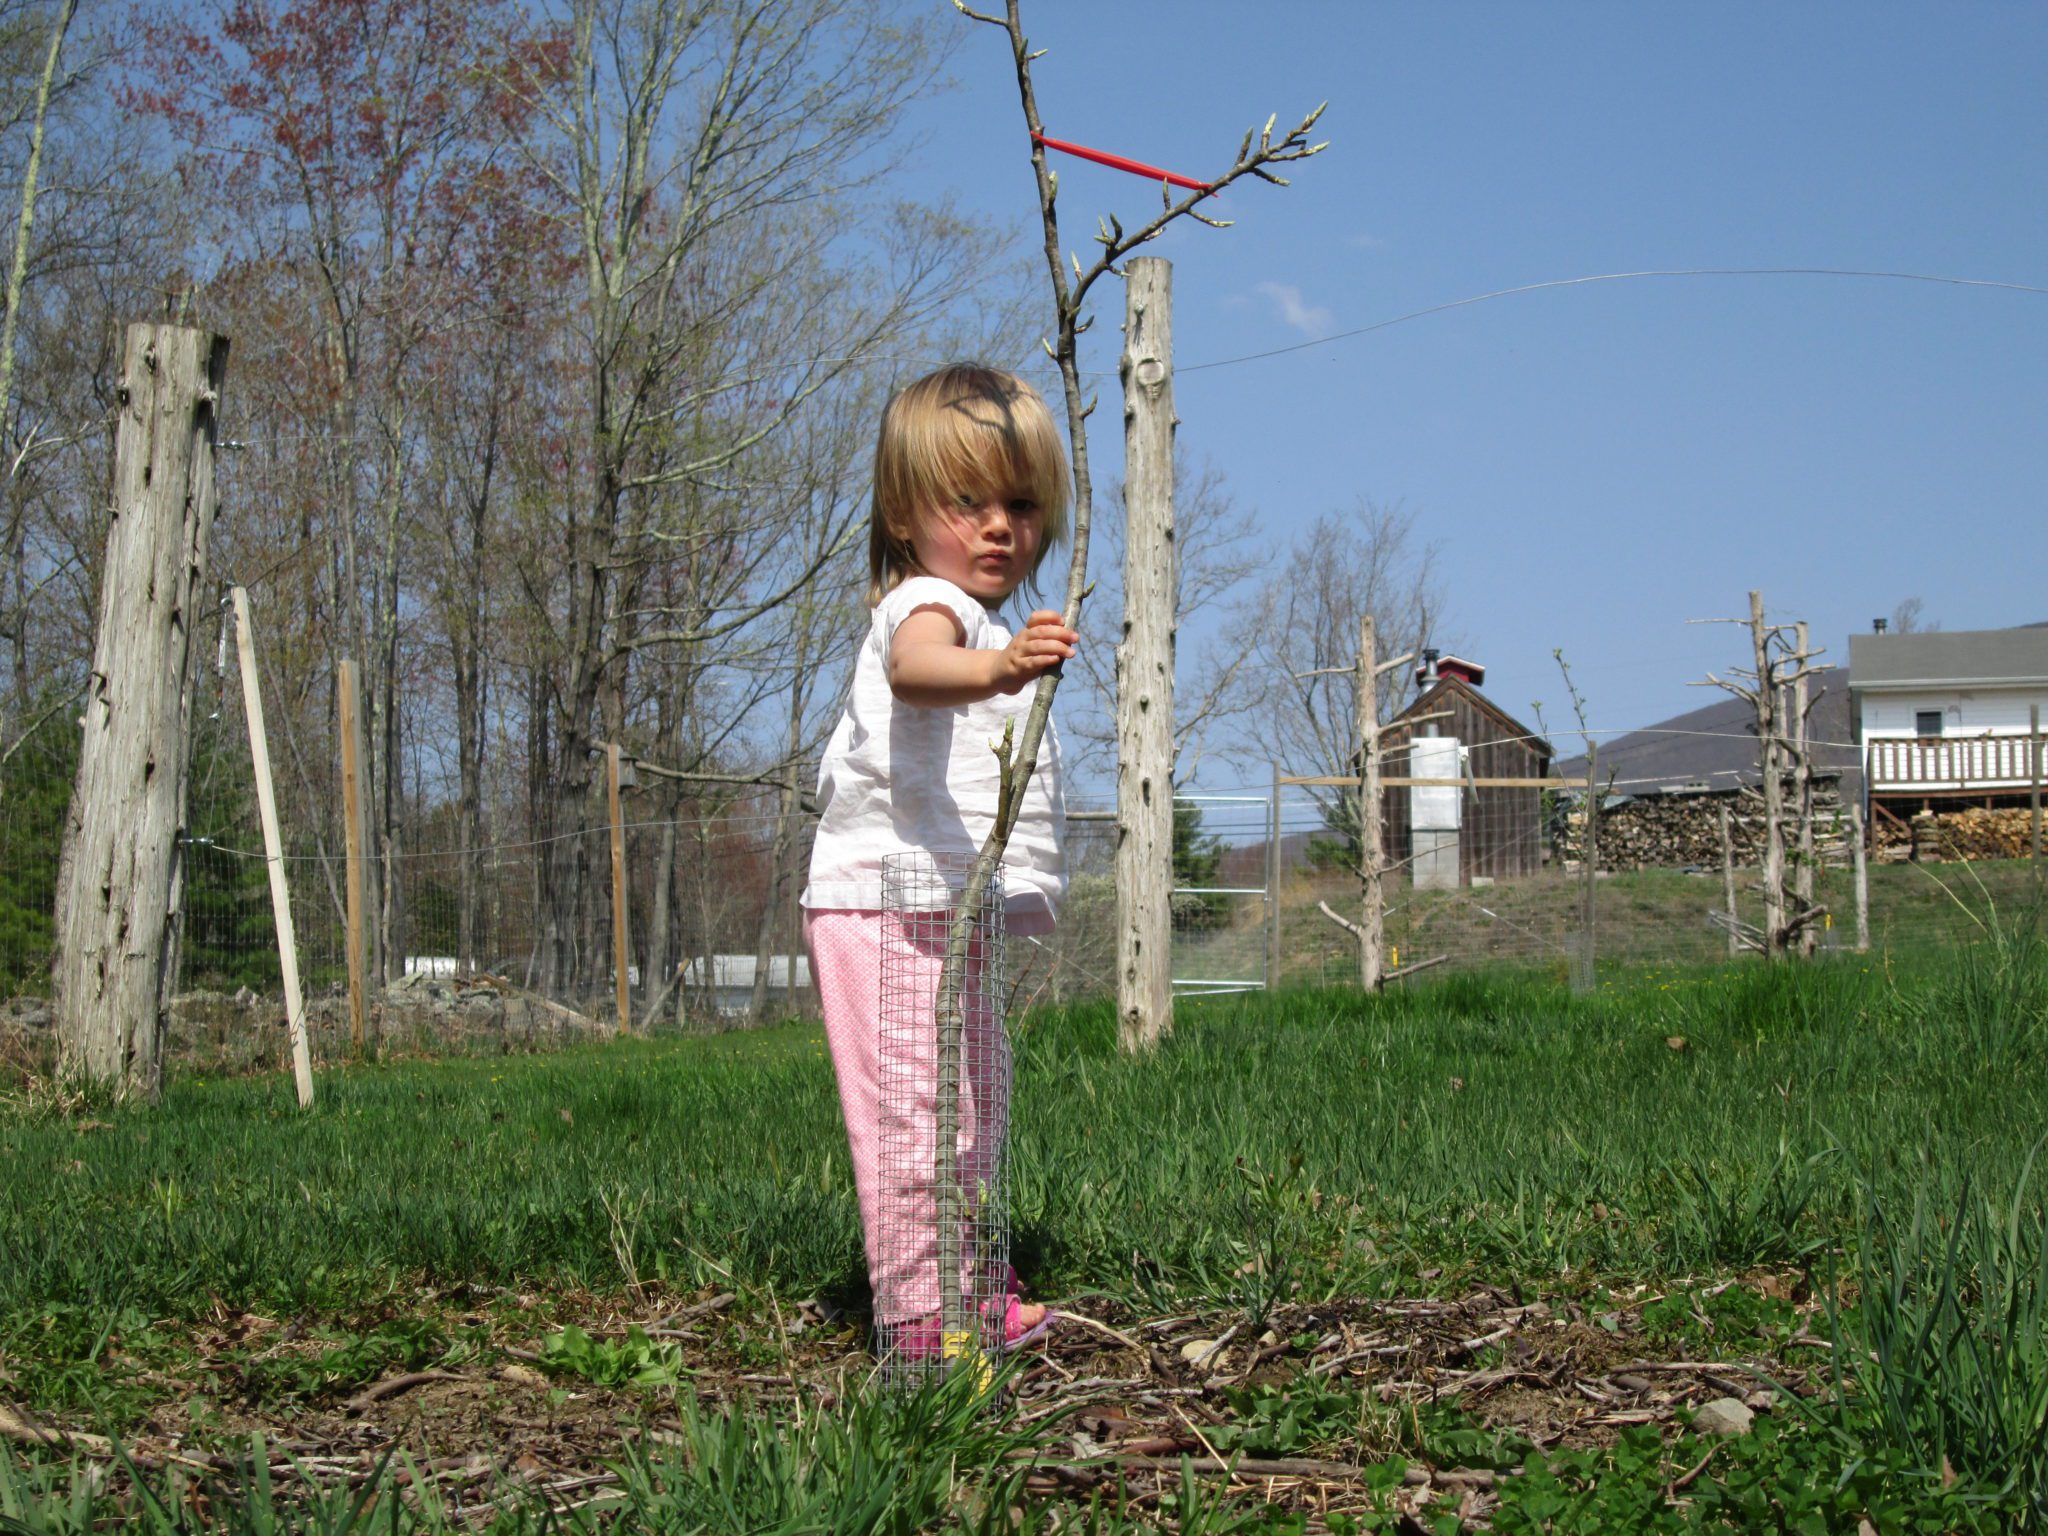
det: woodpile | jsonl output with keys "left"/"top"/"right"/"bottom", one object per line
{"left": 1555, "top": 780, "right": 1847, "bottom": 873}
{"left": 1873, "top": 806, "right": 2041, "bottom": 864}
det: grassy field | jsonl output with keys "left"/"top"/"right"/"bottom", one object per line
{"left": 1241, "top": 854, "right": 2046, "bottom": 989}
{"left": 3, "top": 921, "right": 2046, "bottom": 1531}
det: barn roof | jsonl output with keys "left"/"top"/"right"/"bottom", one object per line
{"left": 1386, "top": 675, "right": 1552, "bottom": 758}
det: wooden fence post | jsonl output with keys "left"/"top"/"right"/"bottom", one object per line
{"left": 1357, "top": 615, "right": 1385, "bottom": 991}
{"left": 233, "top": 586, "right": 314, "bottom": 1107}
{"left": 53, "top": 322, "right": 229, "bottom": 1103}
{"left": 1848, "top": 796, "right": 1870, "bottom": 953}
{"left": 1115, "top": 254, "right": 1175, "bottom": 1051}
{"left": 339, "top": 658, "right": 368, "bottom": 1056}
{"left": 608, "top": 742, "right": 630, "bottom": 1035}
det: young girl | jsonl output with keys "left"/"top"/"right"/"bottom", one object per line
{"left": 802, "top": 363, "right": 1077, "bottom": 1356}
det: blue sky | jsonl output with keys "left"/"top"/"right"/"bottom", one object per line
{"left": 889, "top": 3, "right": 2047, "bottom": 782}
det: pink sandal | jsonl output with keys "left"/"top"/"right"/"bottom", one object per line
{"left": 889, "top": 1293, "right": 1054, "bottom": 1360}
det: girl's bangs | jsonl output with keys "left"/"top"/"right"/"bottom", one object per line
{"left": 906, "top": 400, "right": 1067, "bottom": 521}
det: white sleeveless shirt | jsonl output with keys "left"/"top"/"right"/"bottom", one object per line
{"left": 802, "top": 576, "right": 1065, "bottom": 927}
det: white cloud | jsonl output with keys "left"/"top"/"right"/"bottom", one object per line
{"left": 1256, "top": 281, "right": 1333, "bottom": 339}
{"left": 1348, "top": 232, "right": 1389, "bottom": 252}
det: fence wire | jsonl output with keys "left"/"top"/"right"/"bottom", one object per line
{"left": 3, "top": 691, "right": 2043, "bottom": 1078}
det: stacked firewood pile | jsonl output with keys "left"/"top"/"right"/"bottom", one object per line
{"left": 1873, "top": 806, "right": 2040, "bottom": 864}
{"left": 1555, "top": 780, "right": 1846, "bottom": 872}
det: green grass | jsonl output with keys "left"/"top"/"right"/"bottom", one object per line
{"left": 4, "top": 943, "right": 2046, "bottom": 1323}
{"left": 1276, "top": 855, "right": 2045, "bottom": 983}
{"left": 6, "top": 933, "right": 2048, "bottom": 1530}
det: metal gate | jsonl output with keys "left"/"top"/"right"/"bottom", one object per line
{"left": 1170, "top": 792, "right": 1272, "bottom": 997}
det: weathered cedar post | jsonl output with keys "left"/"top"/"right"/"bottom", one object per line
{"left": 607, "top": 742, "right": 630, "bottom": 1035}
{"left": 1356, "top": 615, "right": 1385, "bottom": 990}
{"left": 53, "top": 322, "right": 228, "bottom": 1102}
{"left": 339, "top": 658, "right": 369, "bottom": 1055}
{"left": 1115, "top": 255, "right": 1175, "bottom": 1052}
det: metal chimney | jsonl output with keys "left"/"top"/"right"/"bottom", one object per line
{"left": 1873, "top": 618, "right": 1888, "bottom": 634}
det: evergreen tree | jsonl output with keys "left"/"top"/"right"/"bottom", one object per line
{"left": 1170, "top": 796, "right": 1229, "bottom": 931}
{"left": 0, "top": 708, "right": 76, "bottom": 995}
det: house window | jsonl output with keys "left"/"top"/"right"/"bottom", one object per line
{"left": 1914, "top": 710, "right": 1944, "bottom": 738}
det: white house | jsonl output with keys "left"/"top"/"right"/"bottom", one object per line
{"left": 1848, "top": 625, "right": 2048, "bottom": 804}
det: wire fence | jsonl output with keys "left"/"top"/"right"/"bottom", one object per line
{"left": 3, "top": 679, "right": 2043, "bottom": 1081}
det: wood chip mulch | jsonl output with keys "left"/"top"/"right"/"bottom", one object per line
{"left": 0, "top": 1279, "right": 1829, "bottom": 1528}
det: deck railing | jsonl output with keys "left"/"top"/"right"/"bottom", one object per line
{"left": 1866, "top": 733, "right": 2046, "bottom": 793}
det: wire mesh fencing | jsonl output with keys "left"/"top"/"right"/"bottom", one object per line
{"left": 6, "top": 678, "right": 2044, "bottom": 1085}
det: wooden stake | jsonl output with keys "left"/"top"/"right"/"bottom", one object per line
{"left": 233, "top": 586, "right": 313, "bottom": 1108}
{"left": 52, "top": 322, "right": 228, "bottom": 1103}
{"left": 339, "top": 659, "right": 368, "bottom": 1056}
{"left": 608, "top": 742, "right": 630, "bottom": 1036}
{"left": 1115, "top": 254, "right": 1176, "bottom": 1052}
{"left": 1357, "top": 616, "right": 1385, "bottom": 991}
{"left": 1720, "top": 803, "right": 1739, "bottom": 959}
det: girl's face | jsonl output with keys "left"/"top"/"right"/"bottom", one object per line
{"left": 908, "top": 489, "right": 1043, "bottom": 604}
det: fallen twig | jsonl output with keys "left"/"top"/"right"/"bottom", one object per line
{"left": 0, "top": 1403, "right": 112, "bottom": 1455}
{"left": 344, "top": 1370, "right": 458, "bottom": 1414}
{"left": 1057, "top": 1310, "right": 1146, "bottom": 1352}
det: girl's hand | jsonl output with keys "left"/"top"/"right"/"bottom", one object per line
{"left": 993, "top": 610, "right": 1078, "bottom": 694}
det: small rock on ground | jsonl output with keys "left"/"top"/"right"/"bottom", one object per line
{"left": 1692, "top": 1397, "right": 1754, "bottom": 1437}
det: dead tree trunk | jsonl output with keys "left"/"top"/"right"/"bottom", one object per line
{"left": 1694, "top": 590, "right": 1827, "bottom": 960}
{"left": 1750, "top": 591, "right": 1787, "bottom": 958}
{"left": 53, "top": 322, "right": 229, "bottom": 1102}
{"left": 1792, "top": 621, "right": 1817, "bottom": 958}
{"left": 1357, "top": 615, "right": 1384, "bottom": 990}
{"left": 1115, "top": 255, "right": 1176, "bottom": 1052}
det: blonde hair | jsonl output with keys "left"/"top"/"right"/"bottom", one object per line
{"left": 867, "top": 364, "right": 1070, "bottom": 605}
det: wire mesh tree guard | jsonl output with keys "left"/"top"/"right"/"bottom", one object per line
{"left": 875, "top": 850, "right": 1010, "bottom": 1387}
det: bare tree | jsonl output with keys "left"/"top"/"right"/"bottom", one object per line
{"left": 1889, "top": 597, "right": 1940, "bottom": 635}
{"left": 947, "top": 0, "right": 1323, "bottom": 1353}
{"left": 1064, "top": 452, "right": 1264, "bottom": 786}
{"left": 1246, "top": 500, "right": 1446, "bottom": 854}
{"left": 1692, "top": 590, "right": 1828, "bottom": 958}
{"left": 519, "top": 0, "right": 1000, "bottom": 996}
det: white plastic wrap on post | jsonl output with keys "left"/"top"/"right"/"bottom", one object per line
{"left": 876, "top": 850, "right": 1011, "bottom": 1386}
